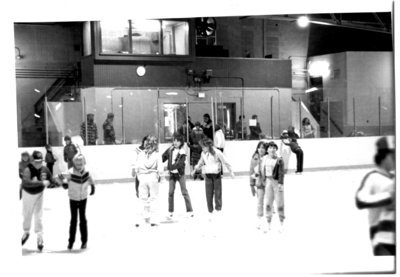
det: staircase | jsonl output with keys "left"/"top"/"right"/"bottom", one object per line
{"left": 19, "top": 64, "right": 81, "bottom": 146}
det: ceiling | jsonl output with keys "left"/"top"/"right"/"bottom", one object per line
{"left": 241, "top": 12, "right": 392, "bottom": 34}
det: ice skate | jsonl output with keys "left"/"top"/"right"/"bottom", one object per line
{"left": 278, "top": 221, "right": 285, "bottom": 233}
{"left": 37, "top": 236, "right": 44, "bottom": 251}
{"left": 81, "top": 242, "right": 87, "bottom": 249}
{"left": 21, "top": 232, "right": 29, "bottom": 246}
{"left": 67, "top": 242, "right": 73, "bottom": 250}
{"left": 263, "top": 221, "right": 272, "bottom": 233}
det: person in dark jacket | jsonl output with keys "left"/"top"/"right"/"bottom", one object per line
{"left": 282, "top": 137, "right": 303, "bottom": 174}
{"left": 21, "top": 150, "right": 56, "bottom": 251}
{"left": 103, "top": 113, "right": 116, "bottom": 145}
{"left": 63, "top": 136, "right": 79, "bottom": 169}
{"left": 249, "top": 114, "right": 262, "bottom": 140}
{"left": 202, "top": 113, "right": 214, "bottom": 141}
{"left": 162, "top": 134, "right": 194, "bottom": 219}
{"left": 19, "top": 151, "right": 31, "bottom": 200}
{"left": 80, "top": 113, "right": 98, "bottom": 145}
{"left": 45, "top": 144, "right": 57, "bottom": 175}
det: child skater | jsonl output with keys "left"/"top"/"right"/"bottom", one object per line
{"left": 162, "top": 134, "right": 194, "bottom": 219}
{"left": 134, "top": 135, "right": 164, "bottom": 227}
{"left": 262, "top": 142, "right": 285, "bottom": 233}
{"left": 249, "top": 141, "right": 269, "bottom": 229}
{"left": 19, "top": 151, "right": 31, "bottom": 200}
{"left": 21, "top": 150, "right": 56, "bottom": 251}
{"left": 45, "top": 144, "right": 57, "bottom": 175}
{"left": 58, "top": 153, "right": 95, "bottom": 250}
{"left": 132, "top": 135, "right": 149, "bottom": 198}
{"left": 191, "top": 137, "right": 234, "bottom": 220}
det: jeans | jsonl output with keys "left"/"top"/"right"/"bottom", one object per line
{"left": 168, "top": 174, "right": 193, "bottom": 213}
{"left": 294, "top": 148, "right": 304, "bottom": 172}
{"left": 205, "top": 173, "right": 222, "bottom": 213}
{"left": 265, "top": 178, "right": 285, "bottom": 222}
{"left": 22, "top": 190, "right": 44, "bottom": 236}
{"left": 69, "top": 199, "right": 88, "bottom": 245}
{"left": 256, "top": 186, "right": 273, "bottom": 217}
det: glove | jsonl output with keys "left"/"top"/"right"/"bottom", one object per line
{"left": 62, "top": 183, "right": 68, "bottom": 189}
{"left": 90, "top": 184, "right": 95, "bottom": 195}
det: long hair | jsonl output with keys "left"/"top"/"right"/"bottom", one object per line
{"left": 253, "top": 141, "right": 268, "bottom": 158}
{"left": 145, "top": 135, "right": 158, "bottom": 154}
{"left": 199, "top": 137, "right": 215, "bottom": 155}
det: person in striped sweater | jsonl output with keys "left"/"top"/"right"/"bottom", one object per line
{"left": 355, "top": 136, "right": 395, "bottom": 255}
{"left": 58, "top": 153, "right": 95, "bottom": 250}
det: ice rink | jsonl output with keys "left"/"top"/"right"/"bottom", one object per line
{"left": 19, "top": 168, "right": 395, "bottom": 276}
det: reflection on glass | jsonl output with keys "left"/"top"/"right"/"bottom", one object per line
{"left": 162, "top": 21, "right": 189, "bottom": 55}
{"left": 163, "top": 103, "right": 187, "bottom": 142}
{"left": 100, "top": 20, "right": 130, "bottom": 54}
{"left": 131, "top": 19, "right": 161, "bottom": 55}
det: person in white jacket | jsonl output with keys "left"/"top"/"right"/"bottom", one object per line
{"left": 214, "top": 124, "right": 225, "bottom": 153}
{"left": 191, "top": 138, "right": 234, "bottom": 218}
{"left": 133, "top": 135, "right": 164, "bottom": 227}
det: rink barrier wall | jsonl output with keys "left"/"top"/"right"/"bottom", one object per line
{"left": 18, "top": 136, "right": 387, "bottom": 183}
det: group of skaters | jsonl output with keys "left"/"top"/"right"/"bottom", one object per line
{"left": 19, "top": 136, "right": 95, "bottom": 252}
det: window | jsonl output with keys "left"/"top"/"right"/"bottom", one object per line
{"left": 99, "top": 19, "right": 189, "bottom": 56}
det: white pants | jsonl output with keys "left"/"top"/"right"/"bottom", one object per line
{"left": 138, "top": 173, "right": 160, "bottom": 224}
{"left": 22, "top": 190, "right": 44, "bottom": 237}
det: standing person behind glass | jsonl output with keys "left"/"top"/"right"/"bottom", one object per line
{"left": 302, "top": 117, "right": 315, "bottom": 138}
{"left": 103, "top": 113, "right": 116, "bottom": 145}
{"left": 287, "top": 126, "right": 300, "bottom": 139}
{"left": 249, "top": 114, "right": 262, "bottom": 140}
{"left": 134, "top": 135, "right": 164, "bottom": 227}
{"left": 235, "top": 115, "right": 247, "bottom": 140}
{"left": 45, "top": 144, "right": 57, "bottom": 175}
{"left": 80, "top": 113, "right": 98, "bottom": 145}
{"left": 191, "top": 138, "right": 234, "bottom": 220}
{"left": 214, "top": 124, "right": 225, "bottom": 153}
{"left": 202, "top": 113, "right": 214, "bottom": 141}
{"left": 190, "top": 122, "right": 205, "bottom": 180}
{"left": 162, "top": 134, "right": 194, "bottom": 219}
{"left": 249, "top": 141, "right": 269, "bottom": 229}
{"left": 355, "top": 136, "right": 395, "bottom": 256}
{"left": 63, "top": 136, "right": 79, "bottom": 169}
{"left": 261, "top": 142, "right": 285, "bottom": 233}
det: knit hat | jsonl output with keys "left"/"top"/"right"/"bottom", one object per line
{"left": 376, "top": 136, "right": 395, "bottom": 153}
{"left": 64, "top": 135, "right": 71, "bottom": 141}
{"left": 32, "top": 150, "right": 43, "bottom": 162}
{"left": 107, "top": 113, "right": 114, "bottom": 118}
{"left": 282, "top": 130, "right": 288, "bottom": 134}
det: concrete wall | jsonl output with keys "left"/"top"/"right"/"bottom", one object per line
{"left": 19, "top": 136, "right": 384, "bottom": 182}
{"left": 346, "top": 52, "right": 395, "bottom": 135}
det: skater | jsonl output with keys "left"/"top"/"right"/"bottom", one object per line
{"left": 19, "top": 151, "right": 31, "bottom": 199}
{"left": 63, "top": 136, "right": 79, "bottom": 169}
{"left": 191, "top": 138, "right": 234, "bottom": 219}
{"left": 132, "top": 135, "right": 149, "bottom": 198}
{"left": 279, "top": 130, "right": 291, "bottom": 173}
{"left": 134, "top": 135, "right": 164, "bottom": 227}
{"left": 249, "top": 141, "right": 269, "bottom": 229}
{"left": 80, "top": 113, "right": 98, "bottom": 145}
{"left": 189, "top": 121, "right": 204, "bottom": 180}
{"left": 57, "top": 153, "right": 95, "bottom": 250}
{"left": 45, "top": 144, "right": 57, "bottom": 175}
{"left": 162, "top": 134, "right": 194, "bottom": 219}
{"left": 282, "top": 137, "right": 303, "bottom": 174}
{"left": 21, "top": 150, "right": 56, "bottom": 251}
{"left": 355, "top": 136, "right": 395, "bottom": 255}
{"left": 262, "top": 142, "right": 285, "bottom": 233}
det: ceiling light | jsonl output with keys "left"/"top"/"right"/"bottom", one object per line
{"left": 136, "top": 66, "right": 146, "bottom": 77}
{"left": 305, "top": 87, "right": 318, "bottom": 93}
{"left": 297, "top": 16, "right": 310, "bottom": 28}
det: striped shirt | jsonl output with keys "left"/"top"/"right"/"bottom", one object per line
{"left": 356, "top": 168, "right": 395, "bottom": 252}
{"left": 62, "top": 168, "right": 95, "bottom": 201}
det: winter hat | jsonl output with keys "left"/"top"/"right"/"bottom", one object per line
{"left": 32, "top": 150, "right": 43, "bottom": 162}
{"left": 376, "top": 136, "right": 395, "bottom": 153}
{"left": 64, "top": 135, "right": 71, "bottom": 141}
{"left": 282, "top": 130, "right": 288, "bottom": 134}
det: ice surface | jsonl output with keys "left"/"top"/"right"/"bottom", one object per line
{"left": 18, "top": 169, "right": 395, "bottom": 276}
